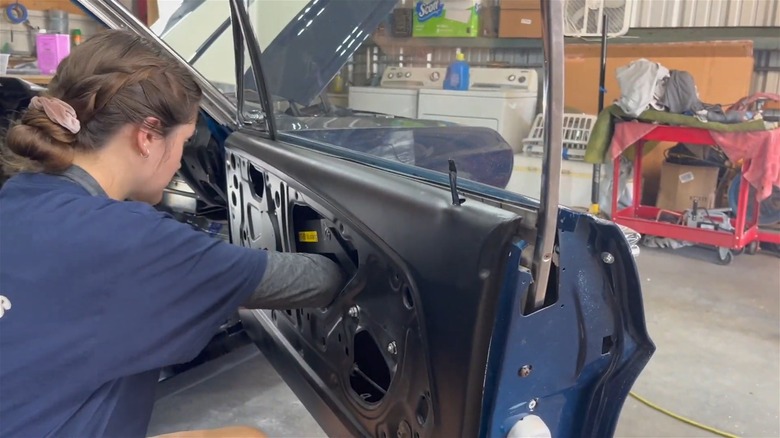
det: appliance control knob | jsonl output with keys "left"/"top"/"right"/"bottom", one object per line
{"left": 431, "top": 72, "right": 440, "bottom": 81}
{"left": 387, "top": 73, "right": 394, "bottom": 79}
{"left": 405, "top": 72, "right": 412, "bottom": 78}
{"left": 508, "top": 74, "right": 516, "bottom": 82}
{"left": 518, "top": 75, "right": 527, "bottom": 83}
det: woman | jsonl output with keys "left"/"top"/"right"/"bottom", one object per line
{"left": 0, "top": 30, "right": 344, "bottom": 437}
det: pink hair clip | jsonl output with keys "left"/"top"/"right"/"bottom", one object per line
{"left": 29, "top": 96, "right": 81, "bottom": 134}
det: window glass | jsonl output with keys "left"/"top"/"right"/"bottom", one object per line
{"left": 133, "top": 1, "right": 581, "bottom": 207}
{"left": 142, "top": 1, "right": 238, "bottom": 93}
{"left": 125, "top": 0, "right": 274, "bottom": 126}
{"left": 248, "top": 0, "right": 568, "bottom": 205}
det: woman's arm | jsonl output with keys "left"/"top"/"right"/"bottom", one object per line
{"left": 243, "top": 252, "right": 345, "bottom": 310}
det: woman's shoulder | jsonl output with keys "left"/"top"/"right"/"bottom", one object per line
{"left": 0, "top": 171, "right": 174, "bottom": 237}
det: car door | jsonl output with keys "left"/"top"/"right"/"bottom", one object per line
{"left": 74, "top": 1, "right": 654, "bottom": 437}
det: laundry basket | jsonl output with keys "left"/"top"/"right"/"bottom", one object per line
{"left": 522, "top": 113, "right": 597, "bottom": 160}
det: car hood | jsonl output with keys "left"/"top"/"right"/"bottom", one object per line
{"left": 261, "top": 0, "right": 398, "bottom": 104}
{"left": 155, "top": 0, "right": 397, "bottom": 105}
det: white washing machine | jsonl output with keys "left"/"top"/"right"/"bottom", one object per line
{"left": 348, "top": 67, "right": 447, "bottom": 118}
{"left": 416, "top": 68, "right": 539, "bottom": 152}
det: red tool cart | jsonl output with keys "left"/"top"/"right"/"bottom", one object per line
{"left": 609, "top": 123, "right": 774, "bottom": 265}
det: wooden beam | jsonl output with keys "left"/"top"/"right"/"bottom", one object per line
{"left": 0, "top": 0, "right": 86, "bottom": 15}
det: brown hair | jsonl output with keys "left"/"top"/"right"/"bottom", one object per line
{"left": 2, "top": 29, "right": 202, "bottom": 174}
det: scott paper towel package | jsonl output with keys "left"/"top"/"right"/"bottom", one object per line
{"left": 413, "top": 0, "right": 481, "bottom": 37}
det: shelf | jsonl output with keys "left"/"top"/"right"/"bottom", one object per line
{"left": 372, "top": 35, "right": 542, "bottom": 49}
{"left": 372, "top": 27, "right": 780, "bottom": 51}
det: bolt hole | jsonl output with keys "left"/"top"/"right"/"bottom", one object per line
{"left": 271, "top": 310, "right": 276, "bottom": 321}
{"left": 414, "top": 433, "right": 420, "bottom": 438}
{"left": 233, "top": 175, "right": 239, "bottom": 188}
{"left": 345, "top": 347, "right": 350, "bottom": 356}
{"left": 338, "top": 223, "right": 345, "bottom": 233}
{"left": 601, "top": 335, "right": 614, "bottom": 355}
{"left": 415, "top": 394, "right": 429, "bottom": 426}
{"left": 230, "top": 154, "right": 236, "bottom": 168}
{"left": 320, "top": 337, "right": 327, "bottom": 347}
{"left": 306, "top": 313, "right": 310, "bottom": 321}
{"left": 231, "top": 192, "right": 237, "bottom": 206}
{"left": 275, "top": 191, "right": 281, "bottom": 208}
{"left": 338, "top": 333, "right": 342, "bottom": 343}
{"left": 390, "top": 271, "right": 401, "bottom": 290}
{"left": 517, "top": 365, "right": 533, "bottom": 377}
{"left": 349, "top": 331, "right": 391, "bottom": 404}
{"left": 402, "top": 285, "right": 414, "bottom": 309}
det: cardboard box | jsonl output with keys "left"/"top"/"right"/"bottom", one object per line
{"left": 499, "top": 0, "right": 542, "bottom": 39}
{"left": 412, "top": 0, "right": 481, "bottom": 38}
{"left": 499, "top": 9, "right": 542, "bottom": 38}
{"left": 500, "top": 0, "right": 541, "bottom": 9}
{"left": 656, "top": 162, "right": 720, "bottom": 212}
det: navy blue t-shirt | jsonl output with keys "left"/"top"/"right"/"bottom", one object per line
{"left": 0, "top": 171, "right": 268, "bottom": 437}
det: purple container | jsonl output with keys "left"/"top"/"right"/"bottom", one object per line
{"left": 36, "top": 33, "right": 71, "bottom": 75}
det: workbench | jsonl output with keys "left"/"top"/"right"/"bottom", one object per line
{"left": 0, "top": 74, "right": 52, "bottom": 86}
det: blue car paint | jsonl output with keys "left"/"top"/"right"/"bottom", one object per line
{"left": 481, "top": 209, "right": 654, "bottom": 437}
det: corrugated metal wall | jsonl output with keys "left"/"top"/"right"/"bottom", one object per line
{"left": 752, "top": 49, "right": 780, "bottom": 93}
{"left": 629, "top": 0, "right": 780, "bottom": 28}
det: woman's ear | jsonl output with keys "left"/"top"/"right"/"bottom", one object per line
{"left": 134, "top": 117, "right": 163, "bottom": 158}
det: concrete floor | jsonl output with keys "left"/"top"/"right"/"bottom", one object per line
{"left": 148, "top": 247, "right": 780, "bottom": 437}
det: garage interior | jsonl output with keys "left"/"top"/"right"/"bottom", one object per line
{"left": 1, "top": 0, "right": 779, "bottom": 437}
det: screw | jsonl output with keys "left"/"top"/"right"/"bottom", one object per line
{"left": 347, "top": 306, "right": 359, "bottom": 318}
{"left": 519, "top": 365, "right": 532, "bottom": 377}
{"left": 528, "top": 398, "right": 537, "bottom": 411}
{"left": 601, "top": 252, "right": 615, "bottom": 264}
{"left": 387, "top": 341, "right": 397, "bottom": 355}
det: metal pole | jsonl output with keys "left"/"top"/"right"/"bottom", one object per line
{"left": 589, "top": 13, "right": 609, "bottom": 215}
{"left": 526, "top": 0, "right": 564, "bottom": 312}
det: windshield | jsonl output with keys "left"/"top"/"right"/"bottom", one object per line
{"left": 131, "top": 1, "right": 579, "bottom": 207}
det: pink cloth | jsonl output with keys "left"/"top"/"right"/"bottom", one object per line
{"left": 609, "top": 122, "right": 780, "bottom": 201}
{"left": 711, "top": 130, "right": 780, "bottom": 201}
{"left": 728, "top": 93, "right": 780, "bottom": 112}
{"left": 608, "top": 121, "right": 657, "bottom": 161}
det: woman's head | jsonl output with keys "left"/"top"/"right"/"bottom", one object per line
{"left": 3, "top": 29, "right": 202, "bottom": 203}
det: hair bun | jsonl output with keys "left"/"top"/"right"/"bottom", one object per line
{"left": 3, "top": 109, "right": 76, "bottom": 173}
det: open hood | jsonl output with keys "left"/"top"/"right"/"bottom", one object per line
{"left": 140, "top": 0, "right": 396, "bottom": 105}
{"left": 261, "top": 0, "right": 397, "bottom": 104}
